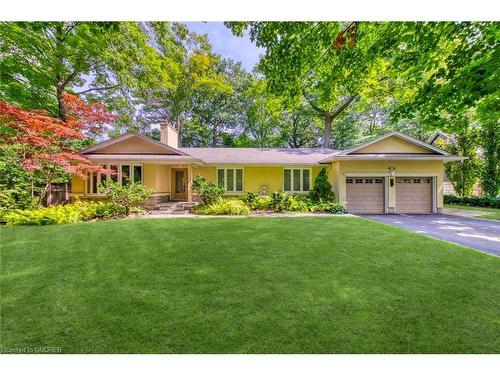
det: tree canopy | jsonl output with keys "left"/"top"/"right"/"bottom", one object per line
{"left": 1, "top": 21, "right": 498, "bottom": 198}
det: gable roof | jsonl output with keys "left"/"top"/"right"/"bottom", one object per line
{"left": 81, "top": 132, "right": 190, "bottom": 156}
{"left": 319, "top": 131, "right": 454, "bottom": 163}
{"left": 341, "top": 131, "right": 450, "bottom": 156}
{"left": 80, "top": 131, "right": 464, "bottom": 165}
{"left": 178, "top": 147, "right": 340, "bottom": 165}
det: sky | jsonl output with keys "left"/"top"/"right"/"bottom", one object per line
{"left": 184, "top": 22, "right": 264, "bottom": 72}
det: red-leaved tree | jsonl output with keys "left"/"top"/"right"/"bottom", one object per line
{"left": 0, "top": 94, "right": 116, "bottom": 202}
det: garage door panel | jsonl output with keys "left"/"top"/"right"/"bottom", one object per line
{"left": 346, "top": 177, "right": 385, "bottom": 214}
{"left": 395, "top": 177, "right": 432, "bottom": 213}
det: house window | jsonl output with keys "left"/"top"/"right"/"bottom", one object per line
{"left": 365, "top": 178, "right": 373, "bottom": 184}
{"left": 283, "top": 168, "right": 311, "bottom": 193}
{"left": 355, "top": 178, "right": 363, "bottom": 184}
{"left": 217, "top": 168, "right": 244, "bottom": 192}
{"left": 133, "top": 165, "right": 143, "bottom": 184}
{"left": 374, "top": 178, "right": 383, "bottom": 184}
{"left": 346, "top": 178, "right": 353, "bottom": 184}
{"left": 85, "top": 164, "right": 143, "bottom": 195}
{"left": 110, "top": 164, "right": 118, "bottom": 182}
{"left": 121, "top": 165, "right": 131, "bottom": 186}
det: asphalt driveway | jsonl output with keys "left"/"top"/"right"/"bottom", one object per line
{"left": 362, "top": 214, "right": 500, "bottom": 256}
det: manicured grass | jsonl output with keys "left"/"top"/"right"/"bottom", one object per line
{"left": 445, "top": 204, "right": 500, "bottom": 220}
{"left": 1, "top": 217, "right": 499, "bottom": 353}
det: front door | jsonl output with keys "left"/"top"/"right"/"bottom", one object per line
{"left": 172, "top": 169, "right": 187, "bottom": 200}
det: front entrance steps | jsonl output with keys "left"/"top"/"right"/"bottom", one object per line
{"left": 150, "top": 201, "right": 197, "bottom": 215}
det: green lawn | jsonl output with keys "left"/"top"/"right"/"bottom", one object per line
{"left": 1, "top": 217, "right": 499, "bottom": 353}
{"left": 444, "top": 204, "right": 500, "bottom": 220}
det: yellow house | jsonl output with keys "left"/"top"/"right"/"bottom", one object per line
{"left": 71, "top": 124, "right": 464, "bottom": 214}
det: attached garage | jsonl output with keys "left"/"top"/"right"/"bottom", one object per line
{"left": 345, "top": 177, "right": 385, "bottom": 214}
{"left": 395, "top": 177, "right": 433, "bottom": 213}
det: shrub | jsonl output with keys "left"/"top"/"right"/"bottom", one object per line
{"left": 308, "top": 167, "right": 335, "bottom": 202}
{"left": 191, "top": 175, "right": 225, "bottom": 205}
{"left": 2, "top": 201, "right": 125, "bottom": 226}
{"left": 98, "top": 180, "right": 153, "bottom": 215}
{"left": 0, "top": 185, "right": 39, "bottom": 215}
{"left": 267, "top": 191, "right": 347, "bottom": 214}
{"left": 241, "top": 192, "right": 274, "bottom": 211}
{"left": 241, "top": 191, "right": 258, "bottom": 207}
{"left": 253, "top": 196, "right": 273, "bottom": 211}
{"left": 444, "top": 194, "right": 500, "bottom": 208}
{"left": 309, "top": 202, "right": 347, "bottom": 214}
{"left": 268, "top": 192, "right": 309, "bottom": 212}
{"left": 193, "top": 199, "right": 251, "bottom": 215}
{"left": 269, "top": 191, "right": 294, "bottom": 212}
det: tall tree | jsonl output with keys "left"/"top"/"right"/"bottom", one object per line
{"left": 0, "top": 95, "right": 115, "bottom": 203}
{"left": 189, "top": 58, "right": 249, "bottom": 146}
{"left": 134, "top": 23, "right": 221, "bottom": 144}
{"left": 389, "top": 22, "right": 499, "bottom": 196}
{"left": 476, "top": 96, "right": 500, "bottom": 196}
{"left": 240, "top": 79, "right": 283, "bottom": 147}
{"left": 228, "top": 22, "right": 406, "bottom": 147}
{"left": 436, "top": 126, "right": 482, "bottom": 197}
{"left": 0, "top": 22, "right": 179, "bottom": 125}
{"left": 279, "top": 103, "right": 322, "bottom": 148}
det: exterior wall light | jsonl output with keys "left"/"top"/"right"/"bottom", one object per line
{"left": 388, "top": 165, "right": 396, "bottom": 177}
{"left": 388, "top": 166, "right": 396, "bottom": 187}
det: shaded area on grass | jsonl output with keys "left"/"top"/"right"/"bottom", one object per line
{"left": 444, "top": 204, "right": 500, "bottom": 221}
{"left": 1, "top": 217, "right": 499, "bottom": 353}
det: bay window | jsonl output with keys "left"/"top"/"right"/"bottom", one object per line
{"left": 217, "top": 168, "right": 243, "bottom": 192}
{"left": 283, "top": 168, "right": 311, "bottom": 193}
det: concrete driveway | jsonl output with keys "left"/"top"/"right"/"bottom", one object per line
{"left": 362, "top": 214, "right": 500, "bottom": 256}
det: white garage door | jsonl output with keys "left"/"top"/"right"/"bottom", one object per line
{"left": 346, "top": 177, "right": 385, "bottom": 214}
{"left": 395, "top": 177, "right": 432, "bottom": 213}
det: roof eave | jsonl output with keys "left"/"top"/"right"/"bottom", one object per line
{"left": 81, "top": 132, "right": 190, "bottom": 156}
{"left": 320, "top": 155, "right": 466, "bottom": 162}
{"left": 84, "top": 154, "right": 205, "bottom": 165}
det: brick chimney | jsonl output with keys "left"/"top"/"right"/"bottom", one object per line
{"left": 160, "top": 122, "right": 178, "bottom": 148}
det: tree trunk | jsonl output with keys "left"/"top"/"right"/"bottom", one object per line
{"left": 54, "top": 23, "right": 67, "bottom": 121}
{"left": 322, "top": 112, "right": 332, "bottom": 148}
{"left": 481, "top": 121, "right": 499, "bottom": 196}
{"left": 176, "top": 118, "right": 183, "bottom": 147}
{"left": 56, "top": 85, "right": 67, "bottom": 121}
{"left": 212, "top": 124, "right": 218, "bottom": 147}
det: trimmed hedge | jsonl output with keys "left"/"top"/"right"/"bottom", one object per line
{"left": 444, "top": 194, "right": 500, "bottom": 209}
{"left": 1, "top": 201, "right": 126, "bottom": 226}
